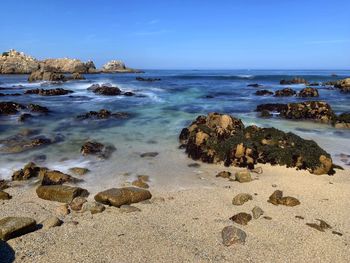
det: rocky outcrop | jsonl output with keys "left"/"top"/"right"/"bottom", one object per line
{"left": 94, "top": 187, "right": 152, "bottom": 207}
{"left": 280, "top": 77, "right": 308, "bottom": 85}
{"left": 255, "top": 90, "right": 273, "bottom": 96}
{"left": 0, "top": 133, "right": 52, "bottom": 154}
{"left": 0, "top": 50, "right": 39, "bottom": 74}
{"left": 298, "top": 87, "right": 319, "bottom": 97}
{"left": 334, "top": 78, "right": 350, "bottom": 92}
{"left": 102, "top": 60, "right": 141, "bottom": 73}
{"left": 81, "top": 141, "right": 116, "bottom": 159}
{"left": 179, "top": 113, "right": 334, "bottom": 175}
{"left": 25, "top": 88, "right": 73, "bottom": 96}
{"left": 40, "top": 58, "right": 96, "bottom": 73}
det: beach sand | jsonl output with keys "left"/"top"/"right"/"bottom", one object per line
{"left": 1, "top": 164, "right": 349, "bottom": 263}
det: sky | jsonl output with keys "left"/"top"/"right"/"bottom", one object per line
{"left": 1, "top": 0, "right": 349, "bottom": 69}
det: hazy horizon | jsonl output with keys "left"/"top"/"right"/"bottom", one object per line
{"left": 1, "top": 0, "right": 349, "bottom": 70}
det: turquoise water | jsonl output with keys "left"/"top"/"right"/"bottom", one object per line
{"left": 1, "top": 70, "right": 350, "bottom": 189}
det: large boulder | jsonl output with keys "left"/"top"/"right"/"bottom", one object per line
{"left": 0, "top": 50, "right": 39, "bottom": 74}
{"left": 36, "top": 185, "right": 89, "bottom": 203}
{"left": 335, "top": 78, "right": 350, "bottom": 92}
{"left": 0, "top": 101, "right": 25, "bottom": 115}
{"left": 0, "top": 217, "right": 37, "bottom": 241}
{"left": 179, "top": 113, "right": 334, "bottom": 175}
{"left": 94, "top": 187, "right": 152, "bottom": 207}
{"left": 298, "top": 87, "right": 319, "bottom": 97}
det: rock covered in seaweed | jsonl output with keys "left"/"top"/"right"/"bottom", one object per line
{"left": 298, "top": 87, "right": 319, "bottom": 97}
{"left": 179, "top": 112, "right": 334, "bottom": 175}
{"left": 280, "top": 78, "right": 308, "bottom": 85}
{"left": 274, "top": 88, "right": 296, "bottom": 97}
{"left": 334, "top": 78, "right": 350, "bottom": 93}
{"left": 25, "top": 88, "right": 73, "bottom": 96}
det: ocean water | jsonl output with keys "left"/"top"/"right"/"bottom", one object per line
{"left": 1, "top": 70, "right": 349, "bottom": 190}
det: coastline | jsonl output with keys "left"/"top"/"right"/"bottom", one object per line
{"left": 1, "top": 164, "right": 349, "bottom": 263}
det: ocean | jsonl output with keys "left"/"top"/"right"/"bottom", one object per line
{"left": 1, "top": 70, "right": 349, "bottom": 189}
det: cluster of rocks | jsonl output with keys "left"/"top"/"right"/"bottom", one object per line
{"left": 25, "top": 88, "right": 73, "bottom": 96}
{"left": 77, "top": 109, "right": 130, "bottom": 120}
{"left": 280, "top": 77, "right": 308, "bottom": 85}
{"left": 179, "top": 113, "right": 334, "bottom": 175}
{"left": 0, "top": 101, "right": 49, "bottom": 122}
{"left": 255, "top": 87, "right": 319, "bottom": 97}
{"left": 0, "top": 50, "right": 39, "bottom": 74}
{"left": 334, "top": 78, "right": 350, "bottom": 93}
{"left": 256, "top": 101, "right": 350, "bottom": 128}
{"left": 87, "top": 83, "right": 135, "bottom": 96}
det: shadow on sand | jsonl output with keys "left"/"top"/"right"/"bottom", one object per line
{"left": 0, "top": 240, "right": 15, "bottom": 263}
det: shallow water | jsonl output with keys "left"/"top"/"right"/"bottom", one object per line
{"left": 1, "top": 70, "right": 350, "bottom": 189}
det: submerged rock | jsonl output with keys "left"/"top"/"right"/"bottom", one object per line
{"left": 36, "top": 185, "right": 89, "bottom": 203}
{"left": 0, "top": 217, "right": 37, "bottom": 241}
{"left": 230, "top": 212, "right": 252, "bottom": 225}
{"left": 136, "top": 77, "right": 161, "bottom": 82}
{"left": 69, "top": 167, "right": 90, "bottom": 176}
{"left": 77, "top": 109, "right": 130, "bottom": 120}
{"left": 27, "top": 103, "right": 49, "bottom": 113}
{"left": 255, "top": 90, "right": 273, "bottom": 96}
{"left": 0, "top": 101, "right": 24, "bottom": 114}
{"left": 0, "top": 134, "right": 52, "bottom": 154}
{"left": 221, "top": 225, "right": 247, "bottom": 246}
{"left": 25, "top": 88, "right": 73, "bottom": 96}
{"left": 94, "top": 187, "right": 152, "bottom": 207}
{"left": 140, "top": 152, "right": 159, "bottom": 158}
{"left": 179, "top": 113, "right": 334, "bottom": 175}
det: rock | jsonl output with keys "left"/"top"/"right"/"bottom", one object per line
{"left": 255, "top": 90, "right": 273, "bottom": 96}
{"left": 274, "top": 88, "right": 296, "bottom": 97}
{"left": 0, "top": 191, "right": 11, "bottom": 200}
{"left": 55, "top": 204, "right": 70, "bottom": 217}
{"left": 28, "top": 70, "right": 66, "bottom": 82}
{"left": 119, "top": 205, "right": 141, "bottom": 213}
{"left": 268, "top": 190, "right": 300, "bottom": 206}
{"left": 280, "top": 78, "right": 308, "bottom": 85}
{"left": 334, "top": 78, "right": 350, "bottom": 92}
{"left": 232, "top": 193, "right": 252, "bottom": 206}
{"left": 333, "top": 112, "right": 350, "bottom": 129}
{"left": 12, "top": 162, "right": 41, "bottom": 180}
{"left": 235, "top": 171, "right": 252, "bottom": 183}
{"left": 81, "top": 201, "right": 105, "bottom": 214}
{"left": 140, "top": 152, "right": 159, "bottom": 158}
{"left": 256, "top": 103, "right": 287, "bottom": 113}
{"left": 69, "top": 197, "right": 87, "bottom": 211}
{"left": 298, "top": 87, "right": 319, "bottom": 97}
{"left": 41, "top": 216, "right": 62, "bottom": 230}
{"left": 221, "top": 225, "right": 247, "bottom": 246}
{"left": 332, "top": 231, "right": 343, "bottom": 236}
{"left": 230, "top": 212, "right": 252, "bottom": 225}
{"left": 247, "top": 83, "right": 262, "bottom": 88}
{"left": 179, "top": 112, "right": 334, "bottom": 175}
{"left": 260, "top": 110, "right": 272, "bottom": 118}
{"left": 27, "top": 103, "right": 49, "bottom": 113}
{"left": 0, "top": 180, "right": 9, "bottom": 190}
{"left": 295, "top": 215, "right": 304, "bottom": 220}
{"left": 136, "top": 77, "right": 161, "bottom": 82}
{"left": 131, "top": 179, "right": 149, "bottom": 189}
{"left": 81, "top": 141, "right": 115, "bottom": 159}
{"left": 263, "top": 216, "right": 272, "bottom": 220}
{"left": 36, "top": 185, "right": 89, "bottom": 203}
{"left": 77, "top": 109, "right": 130, "bottom": 120}
{"left": 87, "top": 84, "right": 122, "bottom": 95}
{"left": 40, "top": 169, "right": 80, "bottom": 185}
{"left": 69, "top": 167, "right": 90, "bottom": 176}
{"left": 94, "top": 187, "right": 152, "bottom": 207}
{"left": 216, "top": 171, "right": 232, "bottom": 178}
{"left": 0, "top": 49, "right": 39, "bottom": 74}
{"left": 252, "top": 206, "right": 264, "bottom": 219}
{"left": 0, "top": 101, "right": 24, "bottom": 115}
{"left": 137, "top": 175, "right": 150, "bottom": 182}
{"left": 40, "top": 58, "right": 96, "bottom": 73}
{"left": 70, "top": 72, "right": 85, "bottom": 80}
{"left": 0, "top": 217, "right": 37, "bottom": 241}
{"left": 188, "top": 163, "right": 201, "bottom": 168}
{"left": 25, "top": 88, "right": 73, "bottom": 96}
{"left": 102, "top": 60, "right": 140, "bottom": 73}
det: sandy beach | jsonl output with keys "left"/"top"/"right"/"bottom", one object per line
{"left": 1, "top": 164, "right": 349, "bottom": 263}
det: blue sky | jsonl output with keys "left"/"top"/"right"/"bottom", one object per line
{"left": 1, "top": 0, "right": 349, "bottom": 69}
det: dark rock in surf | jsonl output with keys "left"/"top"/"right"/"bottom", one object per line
{"left": 25, "top": 88, "right": 73, "bottom": 96}
{"left": 255, "top": 90, "right": 273, "bottom": 96}
{"left": 280, "top": 78, "right": 308, "bottom": 85}
{"left": 298, "top": 87, "right": 319, "bottom": 97}
{"left": 274, "top": 88, "right": 296, "bottom": 97}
